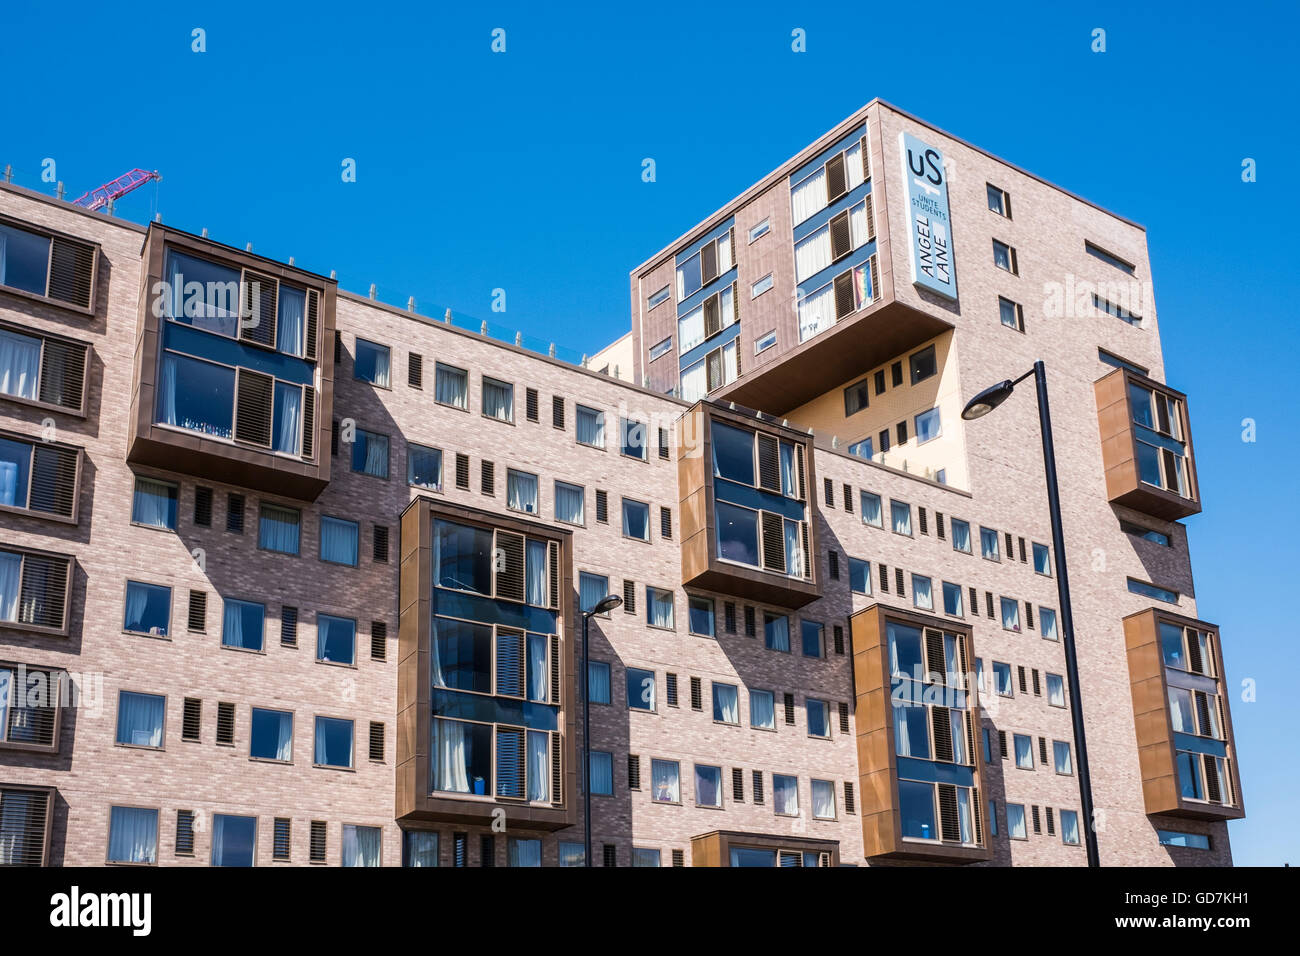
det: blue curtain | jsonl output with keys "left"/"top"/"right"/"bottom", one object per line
{"left": 132, "top": 477, "right": 176, "bottom": 529}
{"left": 259, "top": 505, "right": 300, "bottom": 554}
{"left": 750, "top": 691, "right": 774, "bottom": 729}
{"left": 587, "top": 662, "right": 610, "bottom": 704}
{"left": 576, "top": 408, "right": 604, "bottom": 447}
{"left": 436, "top": 365, "right": 466, "bottom": 407}
{"left": 579, "top": 573, "right": 607, "bottom": 613}
{"left": 321, "top": 517, "right": 358, "bottom": 565}
{"left": 343, "top": 825, "right": 382, "bottom": 866}
{"left": 509, "top": 838, "right": 542, "bottom": 867}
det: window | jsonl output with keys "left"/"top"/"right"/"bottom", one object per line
{"left": 979, "top": 526, "right": 1000, "bottom": 560}
{"left": 686, "top": 595, "right": 717, "bottom": 639}
{"left": 695, "top": 765, "right": 723, "bottom": 807}
{"left": 751, "top": 273, "right": 774, "bottom": 298}
{"left": 316, "top": 614, "right": 356, "bottom": 665}
{"left": 210, "top": 813, "right": 257, "bottom": 866}
{"left": 506, "top": 469, "right": 538, "bottom": 515}
{"left": 622, "top": 498, "right": 649, "bottom": 540}
{"left": 1095, "top": 292, "right": 1142, "bottom": 326}
{"left": 349, "top": 428, "right": 389, "bottom": 479}
{"left": 844, "top": 379, "right": 870, "bottom": 416}
{"left": 1047, "top": 673, "right": 1066, "bottom": 708}
{"left": 353, "top": 339, "right": 391, "bottom": 388}
{"left": 1158, "top": 829, "right": 1209, "bottom": 850}
{"left": 0, "top": 433, "right": 79, "bottom": 521}
{"left": 340, "top": 825, "right": 382, "bottom": 867}
{"left": 314, "top": 716, "right": 354, "bottom": 769}
{"left": 1032, "top": 542, "right": 1051, "bottom": 575}
{"left": 1085, "top": 241, "right": 1135, "bottom": 274}
{"left": 748, "top": 219, "right": 770, "bottom": 242}
{"left": 648, "top": 336, "right": 672, "bottom": 360}
{"left": 1055, "top": 809, "right": 1081, "bottom": 846}
{"left": 764, "top": 613, "right": 790, "bottom": 652}
{"left": 1128, "top": 578, "right": 1177, "bottom": 603}
{"left": 1040, "top": 607, "right": 1059, "bottom": 641}
{"left": 558, "top": 842, "right": 585, "bottom": 867}
{"left": 1013, "top": 734, "right": 1034, "bottom": 770}
{"left": 0, "top": 325, "right": 87, "bottom": 412}
{"left": 647, "top": 285, "right": 671, "bottom": 309}
{"left": 998, "top": 296, "right": 1024, "bottom": 331}
{"left": 587, "top": 661, "right": 611, "bottom": 704}
{"left": 890, "top": 499, "right": 911, "bottom": 536}
{"left": 1053, "top": 740, "right": 1073, "bottom": 775}
{"left": 907, "top": 575, "right": 931, "bottom": 611}
{"left": 620, "top": 417, "right": 647, "bottom": 460}
{"left": 627, "top": 667, "right": 656, "bottom": 711}
{"left": 915, "top": 408, "right": 942, "bottom": 444}
{"left": 320, "top": 516, "right": 359, "bottom": 566}
{"left": 1007, "top": 803, "right": 1028, "bottom": 840}
{"left": 123, "top": 581, "right": 171, "bottom": 637}
{"left": 849, "top": 557, "right": 871, "bottom": 595}
{"left": 993, "top": 661, "right": 1013, "bottom": 697}
{"left": 408, "top": 444, "right": 442, "bottom": 491}
{"left": 750, "top": 690, "right": 776, "bottom": 730}
{"left": 430, "top": 718, "right": 491, "bottom": 795}
{"left": 942, "top": 581, "right": 963, "bottom": 617}
{"left": 801, "top": 620, "right": 823, "bottom": 658}
{"left": 812, "top": 779, "right": 836, "bottom": 820}
{"left": 1001, "top": 598, "right": 1020, "bottom": 632}
{"left": 807, "top": 698, "right": 830, "bottom": 738}
{"left": 115, "top": 691, "right": 165, "bottom": 748}
{"left": 992, "top": 239, "right": 1018, "bottom": 274}
{"left": 107, "top": 806, "right": 158, "bottom": 864}
{"left": 1121, "top": 520, "right": 1170, "bottom": 546}
{"left": 250, "top": 707, "right": 293, "bottom": 761}
{"left": 712, "top": 683, "right": 739, "bottom": 724}
{"left": 258, "top": 503, "right": 300, "bottom": 555}
{"left": 645, "top": 587, "right": 674, "bottom": 630}
{"left": 482, "top": 377, "right": 513, "bottom": 422}
{"left": 589, "top": 751, "right": 613, "bottom": 795}
{"left": 773, "top": 774, "right": 799, "bottom": 816}
{"left": 130, "top": 477, "right": 177, "bottom": 530}
{"left": 576, "top": 405, "right": 605, "bottom": 448}
{"left": 579, "top": 571, "right": 610, "bottom": 614}
{"left": 754, "top": 330, "right": 777, "bottom": 354}
{"left": 650, "top": 758, "right": 681, "bottom": 803}
{"left": 948, "top": 518, "right": 971, "bottom": 554}
{"left": 986, "top": 183, "right": 1011, "bottom": 217}
{"left": 434, "top": 363, "right": 468, "bottom": 409}
{"left": 910, "top": 345, "right": 937, "bottom": 384}
{"left": 631, "top": 848, "right": 661, "bottom": 867}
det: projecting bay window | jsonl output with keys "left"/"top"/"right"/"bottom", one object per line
{"left": 0, "top": 547, "right": 71, "bottom": 634}
{"left": 0, "top": 432, "right": 80, "bottom": 521}
{"left": 793, "top": 199, "right": 874, "bottom": 283}
{"left": 431, "top": 716, "right": 555, "bottom": 804}
{"left": 1096, "top": 368, "right": 1199, "bottom": 519}
{"left": 790, "top": 133, "right": 868, "bottom": 226}
{"left": 676, "top": 229, "right": 734, "bottom": 301}
{"left": 0, "top": 217, "right": 97, "bottom": 312}
{"left": 1130, "top": 381, "right": 1189, "bottom": 496}
{"left": 0, "top": 323, "right": 88, "bottom": 414}
{"left": 434, "top": 519, "right": 557, "bottom": 609}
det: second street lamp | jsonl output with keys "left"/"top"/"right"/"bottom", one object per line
{"left": 581, "top": 594, "right": 622, "bottom": 867}
{"left": 962, "top": 359, "right": 1101, "bottom": 868}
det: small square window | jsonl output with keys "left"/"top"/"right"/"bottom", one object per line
{"left": 507, "top": 469, "right": 539, "bottom": 515}
{"left": 915, "top": 408, "right": 942, "bottom": 444}
{"left": 909, "top": 345, "right": 937, "bottom": 384}
{"left": 999, "top": 296, "right": 1024, "bottom": 331}
{"left": 890, "top": 499, "right": 912, "bottom": 536}
{"left": 1033, "top": 542, "right": 1051, "bottom": 575}
{"left": 622, "top": 498, "right": 650, "bottom": 540}
{"left": 320, "top": 516, "right": 360, "bottom": 566}
{"left": 627, "top": 668, "right": 656, "bottom": 711}
{"left": 258, "top": 503, "right": 301, "bottom": 555}
{"left": 353, "top": 339, "right": 391, "bottom": 388}
{"left": 844, "top": 379, "right": 870, "bottom": 416}
{"left": 688, "top": 596, "right": 714, "bottom": 637}
{"left": 748, "top": 219, "right": 770, "bottom": 243}
{"left": 951, "top": 518, "right": 972, "bottom": 553}
{"left": 576, "top": 405, "right": 605, "bottom": 448}
{"left": 986, "top": 183, "right": 1011, "bottom": 218}
{"left": 980, "top": 526, "right": 1000, "bottom": 560}
{"left": 131, "top": 476, "right": 177, "bottom": 530}
{"left": 434, "top": 363, "right": 468, "bottom": 409}
{"left": 314, "top": 716, "right": 354, "bottom": 769}
{"left": 620, "top": 417, "right": 648, "bottom": 460}
{"left": 116, "top": 691, "right": 165, "bottom": 748}
{"left": 587, "top": 661, "right": 611, "bottom": 704}
{"left": 317, "top": 614, "right": 357, "bottom": 665}
{"left": 754, "top": 330, "right": 777, "bottom": 354}
{"left": 222, "top": 598, "right": 265, "bottom": 651}
{"left": 408, "top": 444, "right": 442, "bottom": 491}
{"left": 849, "top": 557, "right": 871, "bottom": 595}
{"left": 993, "top": 240, "right": 1018, "bottom": 274}
{"left": 482, "top": 377, "right": 514, "bottom": 422}
{"left": 123, "top": 581, "right": 172, "bottom": 637}
{"left": 351, "top": 429, "right": 389, "bottom": 479}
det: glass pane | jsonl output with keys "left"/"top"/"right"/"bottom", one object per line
{"left": 715, "top": 501, "right": 759, "bottom": 566}
{"left": 210, "top": 814, "right": 257, "bottom": 867}
{"left": 123, "top": 581, "right": 172, "bottom": 636}
{"left": 316, "top": 614, "right": 356, "bottom": 665}
{"left": 320, "top": 516, "right": 359, "bottom": 566}
{"left": 354, "top": 339, "right": 391, "bottom": 387}
{"left": 250, "top": 707, "right": 293, "bottom": 761}
{"left": 899, "top": 780, "right": 937, "bottom": 840}
{"left": 156, "top": 352, "right": 235, "bottom": 439}
{"left": 434, "top": 520, "right": 492, "bottom": 593}
{"left": 408, "top": 445, "right": 442, "bottom": 490}
{"left": 431, "top": 617, "right": 492, "bottom": 693}
{"left": 0, "top": 224, "right": 52, "bottom": 295}
{"left": 710, "top": 421, "right": 755, "bottom": 484}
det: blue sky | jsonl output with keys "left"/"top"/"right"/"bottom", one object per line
{"left": 3, "top": 0, "right": 1296, "bottom": 865}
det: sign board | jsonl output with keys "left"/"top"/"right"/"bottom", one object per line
{"left": 899, "top": 131, "right": 958, "bottom": 301}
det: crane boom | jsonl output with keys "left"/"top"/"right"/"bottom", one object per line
{"left": 71, "top": 168, "right": 159, "bottom": 211}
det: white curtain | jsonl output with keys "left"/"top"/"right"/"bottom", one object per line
{"left": 508, "top": 471, "right": 538, "bottom": 514}
{"left": 1042, "top": 608, "right": 1059, "bottom": 641}
{"left": 722, "top": 339, "right": 738, "bottom": 386}
{"left": 714, "top": 685, "right": 739, "bottom": 724}
{"left": 1061, "top": 811, "right": 1080, "bottom": 846}
{"left": 720, "top": 285, "right": 735, "bottom": 328}
{"left": 526, "top": 633, "right": 547, "bottom": 701}
{"left": 430, "top": 618, "right": 446, "bottom": 688}
{"left": 791, "top": 167, "right": 827, "bottom": 225}
{"left": 813, "top": 780, "right": 835, "bottom": 819}
{"left": 894, "top": 704, "right": 912, "bottom": 757}
{"left": 526, "top": 540, "right": 547, "bottom": 607}
{"left": 589, "top": 752, "right": 613, "bottom": 795}
{"left": 1002, "top": 600, "right": 1019, "bottom": 631}
{"left": 343, "top": 826, "right": 382, "bottom": 866}
{"left": 950, "top": 709, "right": 967, "bottom": 764}
{"left": 579, "top": 573, "right": 608, "bottom": 614}
{"left": 119, "top": 692, "right": 164, "bottom": 747}
{"left": 956, "top": 789, "right": 972, "bottom": 844}
{"left": 861, "top": 493, "right": 882, "bottom": 526}
{"left": 321, "top": 517, "right": 358, "bottom": 565}
{"left": 527, "top": 730, "right": 549, "bottom": 801}
{"left": 648, "top": 589, "right": 673, "bottom": 629}
{"left": 774, "top": 776, "right": 798, "bottom": 815}
{"left": 274, "top": 384, "right": 302, "bottom": 455}
{"left": 783, "top": 518, "right": 802, "bottom": 577}
{"left": 132, "top": 477, "right": 173, "bottom": 528}
{"left": 766, "top": 615, "right": 789, "bottom": 652}
{"left": 157, "top": 354, "right": 179, "bottom": 426}
{"left": 679, "top": 360, "right": 706, "bottom": 402}
{"left": 677, "top": 306, "right": 705, "bottom": 353}
{"left": 108, "top": 807, "right": 157, "bottom": 864}
{"left": 555, "top": 482, "right": 583, "bottom": 524}
{"left": 794, "top": 229, "right": 831, "bottom": 283}
{"left": 0, "top": 668, "right": 10, "bottom": 736}
{"left": 576, "top": 408, "right": 604, "bottom": 447}
{"left": 651, "top": 761, "right": 678, "bottom": 803}
{"left": 363, "top": 433, "right": 388, "bottom": 477}
{"left": 405, "top": 832, "right": 438, "bottom": 867}
{"left": 750, "top": 691, "right": 774, "bottom": 729}
{"left": 779, "top": 443, "right": 797, "bottom": 497}
{"left": 850, "top": 201, "right": 869, "bottom": 248}
{"left": 913, "top": 576, "right": 933, "bottom": 610}
{"left": 436, "top": 366, "right": 467, "bottom": 407}
{"left": 717, "top": 230, "right": 732, "bottom": 272}
{"left": 432, "top": 718, "right": 469, "bottom": 793}
{"left": 797, "top": 284, "right": 834, "bottom": 342}
{"left": 482, "top": 380, "right": 513, "bottom": 421}
{"left": 275, "top": 287, "right": 305, "bottom": 356}
{"left": 0, "top": 328, "right": 40, "bottom": 400}
{"left": 953, "top": 521, "right": 971, "bottom": 552}
{"left": 845, "top": 140, "right": 865, "bottom": 190}
{"left": 1168, "top": 688, "right": 1193, "bottom": 734}
{"left": 274, "top": 711, "right": 293, "bottom": 761}
{"left": 366, "top": 345, "right": 391, "bottom": 388}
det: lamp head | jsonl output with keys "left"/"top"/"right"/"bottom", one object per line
{"left": 962, "top": 380, "right": 1016, "bottom": 420}
{"left": 591, "top": 595, "right": 623, "bottom": 615}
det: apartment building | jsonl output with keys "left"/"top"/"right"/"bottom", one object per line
{"left": 0, "top": 99, "right": 1240, "bottom": 867}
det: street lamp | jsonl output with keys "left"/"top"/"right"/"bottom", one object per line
{"left": 581, "top": 594, "right": 622, "bottom": 867}
{"left": 962, "top": 360, "right": 1101, "bottom": 868}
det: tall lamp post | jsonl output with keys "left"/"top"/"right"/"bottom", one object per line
{"left": 962, "top": 360, "right": 1100, "bottom": 868}
{"left": 581, "top": 594, "right": 623, "bottom": 867}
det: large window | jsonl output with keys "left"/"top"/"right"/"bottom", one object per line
{"left": 131, "top": 477, "right": 177, "bottom": 530}
{"left": 1130, "top": 382, "right": 1188, "bottom": 495}
{"left": 351, "top": 429, "right": 389, "bottom": 479}
{"left": 435, "top": 363, "right": 468, "bottom": 409}
{"left": 155, "top": 352, "right": 235, "bottom": 440}
{"left": 408, "top": 444, "right": 442, "bottom": 491}
{"left": 123, "top": 581, "right": 171, "bottom": 637}
{"left": 507, "top": 469, "right": 539, "bottom": 515}
{"left": 436, "top": 520, "right": 494, "bottom": 596}
{"left": 222, "top": 598, "right": 265, "bottom": 651}
{"left": 115, "top": 691, "right": 165, "bottom": 748}
{"left": 353, "top": 339, "right": 391, "bottom": 388}
{"left": 258, "top": 503, "right": 301, "bottom": 555}
{"left": 715, "top": 501, "right": 759, "bottom": 566}
{"left": 320, "top": 516, "right": 359, "bottom": 566}
{"left": 482, "top": 377, "right": 514, "bottom": 422}
{"left": 314, "top": 716, "right": 354, "bottom": 769}
{"left": 0, "top": 223, "right": 55, "bottom": 298}
{"left": 432, "top": 617, "right": 492, "bottom": 694}
{"left": 651, "top": 759, "right": 680, "bottom": 803}
{"left": 627, "top": 667, "right": 656, "bottom": 711}
{"left": 107, "top": 806, "right": 158, "bottom": 865}
{"left": 576, "top": 405, "right": 605, "bottom": 448}
{"left": 211, "top": 813, "right": 257, "bottom": 867}
{"left": 250, "top": 707, "right": 293, "bottom": 761}
{"left": 555, "top": 481, "right": 584, "bottom": 525}
{"left": 317, "top": 614, "right": 357, "bottom": 665}
{"left": 750, "top": 690, "right": 775, "bottom": 730}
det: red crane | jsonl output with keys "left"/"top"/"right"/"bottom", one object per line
{"left": 71, "top": 168, "right": 160, "bottom": 211}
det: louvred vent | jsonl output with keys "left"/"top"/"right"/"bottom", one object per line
{"left": 38, "top": 338, "right": 87, "bottom": 411}
{"left": 757, "top": 434, "right": 781, "bottom": 491}
{"left": 549, "top": 635, "right": 560, "bottom": 704}
{"left": 493, "top": 531, "right": 525, "bottom": 602}
{"left": 18, "top": 553, "right": 69, "bottom": 630}
{"left": 304, "top": 289, "right": 319, "bottom": 360}
{"left": 760, "top": 511, "right": 785, "bottom": 572}
{"left": 550, "top": 732, "right": 563, "bottom": 805}
{"left": 938, "top": 784, "right": 961, "bottom": 841}
{"left": 233, "top": 368, "right": 274, "bottom": 446}
{"left": 495, "top": 628, "right": 526, "bottom": 697}
{"left": 547, "top": 541, "right": 560, "bottom": 610}
{"left": 0, "top": 788, "right": 50, "bottom": 865}
{"left": 28, "top": 445, "right": 78, "bottom": 518}
{"left": 1186, "top": 629, "right": 1204, "bottom": 674}
{"left": 46, "top": 237, "right": 95, "bottom": 309}
{"left": 825, "top": 153, "right": 847, "bottom": 202}
{"left": 301, "top": 387, "right": 315, "bottom": 459}
{"left": 494, "top": 726, "right": 526, "bottom": 799}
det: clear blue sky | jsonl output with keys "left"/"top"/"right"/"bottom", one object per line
{"left": 3, "top": 0, "right": 1296, "bottom": 865}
